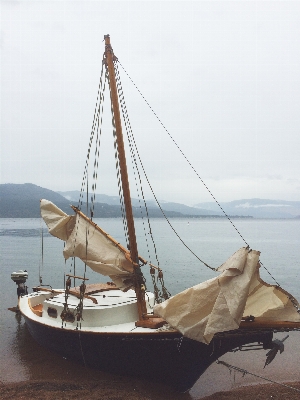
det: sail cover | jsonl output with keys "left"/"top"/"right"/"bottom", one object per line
{"left": 154, "top": 247, "right": 300, "bottom": 344}
{"left": 40, "top": 200, "right": 134, "bottom": 289}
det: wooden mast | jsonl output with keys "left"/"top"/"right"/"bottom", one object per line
{"left": 104, "top": 34, "right": 147, "bottom": 321}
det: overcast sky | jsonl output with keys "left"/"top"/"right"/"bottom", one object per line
{"left": 1, "top": 1, "right": 300, "bottom": 205}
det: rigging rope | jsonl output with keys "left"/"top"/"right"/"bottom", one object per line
{"left": 62, "top": 57, "right": 107, "bottom": 326}
{"left": 89, "top": 68, "right": 107, "bottom": 220}
{"left": 107, "top": 71, "right": 130, "bottom": 248}
{"left": 105, "top": 59, "right": 173, "bottom": 301}
{"left": 115, "top": 62, "right": 172, "bottom": 299}
{"left": 216, "top": 359, "right": 300, "bottom": 394}
{"left": 77, "top": 58, "right": 106, "bottom": 212}
{"left": 115, "top": 63, "right": 160, "bottom": 268}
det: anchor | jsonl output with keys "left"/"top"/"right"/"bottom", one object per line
{"left": 264, "top": 335, "right": 289, "bottom": 368}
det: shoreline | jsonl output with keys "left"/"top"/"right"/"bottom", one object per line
{"left": 0, "top": 380, "right": 300, "bottom": 400}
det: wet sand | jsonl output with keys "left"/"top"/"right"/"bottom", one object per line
{"left": 0, "top": 380, "right": 299, "bottom": 400}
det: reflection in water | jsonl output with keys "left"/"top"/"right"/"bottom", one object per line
{"left": 1, "top": 312, "right": 29, "bottom": 382}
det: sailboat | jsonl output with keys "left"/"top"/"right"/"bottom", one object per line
{"left": 13, "top": 35, "right": 300, "bottom": 392}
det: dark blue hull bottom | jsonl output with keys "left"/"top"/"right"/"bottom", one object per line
{"left": 23, "top": 316, "right": 273, "bottom": 392}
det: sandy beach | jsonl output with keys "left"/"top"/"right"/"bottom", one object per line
{"left": 0, "top": 380, "right": 300, "bottom": 400}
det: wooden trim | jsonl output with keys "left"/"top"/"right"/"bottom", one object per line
{"left": 66, "top": 274, "right": 89, "bottom": 281}
{"left": 71, "top": 206, "right": 134, "bottom": 261}
{"left": 68, "top": 289, "right": 98, "bottom": 304}
{"left": 28, "top": 299, "right": 43, "bottom": 317}
{"left": 71, "top": 206, "right": 147, "bottom": 268}
{"left": 135, "top": 318, "right": 167, "bottom": 329}
{"left": 33, "top": 287, "right": 63, "bottom": 295}
{"left": 72, "top": 283, "right": 119, "bottom": 295}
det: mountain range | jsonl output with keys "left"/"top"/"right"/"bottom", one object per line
{"left": 194, "top": 199, "right": 300, "bottom": 219}
{"left": 57, "top": 190, "right": 300, "bottom": 218}
{"left": 0, "top": 183, "right": 299, "bottom": 219}
{"left": 0, "top": 184, "right": 219, "bottom": 218}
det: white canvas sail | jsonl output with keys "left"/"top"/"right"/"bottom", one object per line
{"left": 154, "top": 247, "right": 300, "bottom": 344}
{"left": 243, "top": 270, "right": 300, "bottom": 322}
{"left": 40, "top": 199, "right": 76, "bottom": 241}
{"left": 40, "top": 200, "right": 134, "bottom": 289}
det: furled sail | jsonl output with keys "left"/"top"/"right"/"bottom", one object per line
{"left": 40, "top": 199, "right": 135, "bottom": 289}
{"left": 154, "top": 247, "right": 300, "bottom": 344}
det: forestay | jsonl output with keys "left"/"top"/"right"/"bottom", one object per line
{"left": 40, "top": 199, "right": 134, "bottom": 289}
{"left": 154, "top": 247, "right": 300, "bottom": 344}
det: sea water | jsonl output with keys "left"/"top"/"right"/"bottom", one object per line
{"left": 0, "top": 217, "right": 299, "bottom": 398}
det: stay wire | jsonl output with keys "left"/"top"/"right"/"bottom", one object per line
{"left": 78, "top": 59, "right": 106, "bottom": 212}
{"left": 65, "top": 60, "right": 106, "bottom": 323}
{"left": 117, "top": 61, "right": 249, "bottom": 248}
{"left": 116, "top": 63, "right": 215, "bottom": 271}
{"left": 117, "top": 63, "right": 219, "bottom": 271}
{"left": 90, "top": 68, "right": 107, "bottom": 220}
{"left": 115, "top": 63, "right": 171, "bottom": 300}
{"left": 115, "top": 62, "right": 160, "bottom": 269}
{"left": 117, "top": 61, "right": 291, "bottom": 286}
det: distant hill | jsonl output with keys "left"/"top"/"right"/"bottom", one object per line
{"left": 58, "top": 190, "right": 221, "bottom": 217}
{"left": 0, "top": 183, "right": 70, "bottom": 217}
{"left": 0, "top": 184, "right": 219, "bottom": 218}
{"left": 194, "top": 198, "right": 300, "bottom": 219}
{"left": 58, "top": 190, "right": 123, "bottom": 206}
{"left": 2, "top": 184, "right": 297, "bottom": 218}
{"left": 151, "top": 201, "right": 221, "bottom": 216}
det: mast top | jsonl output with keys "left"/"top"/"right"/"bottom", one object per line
{"left": 104, "top": 34, "right": 118, "bottom": 63}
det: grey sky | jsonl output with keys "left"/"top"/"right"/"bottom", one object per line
{"left": 1, "top": 1, "right": 300, "bottom": 205}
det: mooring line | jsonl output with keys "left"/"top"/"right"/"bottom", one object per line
{"left": 216, "top": 360, "right": 300, "bottom": 393}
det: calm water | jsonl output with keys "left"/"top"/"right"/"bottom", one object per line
{"left": 1, "top": 217, "right": 299, "bottom": 398}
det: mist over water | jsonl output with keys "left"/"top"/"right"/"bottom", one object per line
{"left": 1, "top": 218, "right": 299, "bottom": 398}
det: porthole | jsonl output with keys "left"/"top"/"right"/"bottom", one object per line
{"left": 47, "top": 307, "right": 58, "bottom": 318}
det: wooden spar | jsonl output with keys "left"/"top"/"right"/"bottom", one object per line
{"left": 104, "top": 35, "right": 147, "bottom": 320}
{"left": 70, "top": 205, "right": 148, "bottom": 266}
